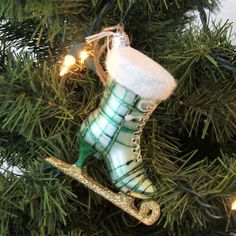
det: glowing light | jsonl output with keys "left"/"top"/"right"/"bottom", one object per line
{"left": 232, "top": 199, "right": 236, "bottom": 210}
{"left": 59, "top": 67, "right": 69, "bottom": 76}
{"left": 59, "top": 48, "right": 90, "bottom": 76}
{"left": 79, "top": 50, "right": 89, "bottom": 64}
{"left": 59, "top": 55, "right": 76, "bottom": 76}
{"left": 64, "top": 55, "right": 76, "bottom": 67}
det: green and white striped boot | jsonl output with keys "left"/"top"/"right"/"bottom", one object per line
{"left": 76, "top": 31, "right": 176, "bottom": 200}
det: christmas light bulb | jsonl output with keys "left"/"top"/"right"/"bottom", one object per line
{"left": 64, "top": 55, "right": 76, "bottom": 67}
{"left": 232, "top": 199, "right": 236, "bottom": 210}
{"left": 59, "top": 67, "right": 69, "bottom": 76}
{"left": 59, "top": 46, "right": 90, "bottom": 76}
{"left": 59, "top": 55, "right": 76, "bottom": 76}
{"left": 79, "top": 50, "right": 89, "bottom": 64}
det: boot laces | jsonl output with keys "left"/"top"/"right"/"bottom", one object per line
{"left": 125, "top": 101, "right": 157, "bottom": 162}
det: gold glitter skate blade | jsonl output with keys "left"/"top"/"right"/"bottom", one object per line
{"left": 45, "top": 157, "right": 160, "bottom": 226}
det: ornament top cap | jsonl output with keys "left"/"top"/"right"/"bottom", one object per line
{"left": 111, "top": 32, "right": 130, "bottom": 48}
{"left": 85, "top": 24, "right": 130, "bottom": 48}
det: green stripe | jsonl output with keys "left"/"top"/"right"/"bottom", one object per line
{"left": 118, "top": 172, "right": 143, "bottom": 188}
{"left": 131, "top": 175, "right": 148, "bottom": 192}
{"left": 111, "top": 164, "right": 144, "bottom": 184}
{"left": 108, "top": 160, "right": 134, "bottom": 173}
{"left": 142, "top": 183, "right": 154, "bottom": 194}
{"left": 100, "top": 107, "right": 122, "bottom": 126}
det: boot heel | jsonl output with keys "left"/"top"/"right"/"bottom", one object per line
{"left": 76, "top": 139, "right": 97, "bottom": 168}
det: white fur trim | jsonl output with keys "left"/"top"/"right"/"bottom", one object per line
{"left": 106, "top": 46, "right": 176, "bottom": 100}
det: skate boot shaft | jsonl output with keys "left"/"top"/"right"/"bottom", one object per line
{"left": 77, "top": 79, "right": 159, "bottom": 199}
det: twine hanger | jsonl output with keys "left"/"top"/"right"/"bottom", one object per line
{"left": 85, "top": 24, "right": 126, "bottom": 85}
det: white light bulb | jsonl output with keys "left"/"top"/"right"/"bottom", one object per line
{"left": 79, "top": 50, "right": 89, "bottom": 63}
{"left": 64, "top": 55, "right": 76, "bottom": 67}
{"left": 59, "top": 67, "right": 69, "bottom": 76}
{"left": 59, "top": 55, "right": 76, "bottom": 76}
{"left": 232, "top": 199, "right": 236, "bottom": 210}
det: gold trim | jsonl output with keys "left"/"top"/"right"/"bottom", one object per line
{"left": 45, "top": 157, "right": 160, "bottom": 226}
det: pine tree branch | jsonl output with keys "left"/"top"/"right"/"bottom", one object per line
{"left": 1, "top": 0, "right": 235, "bottom": 235}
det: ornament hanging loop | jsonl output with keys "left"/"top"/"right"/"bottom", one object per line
{"left": 85, "top": 24, "right": 126, "bottom": 44}
{"left": 85, "top": 24, "right": 130, "bottom": 85}
{"left": 85, "top": 24, "right": 130, "bottom": 50}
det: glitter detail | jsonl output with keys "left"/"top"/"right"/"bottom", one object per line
{"left": 45, "top": 157, "right": 161, "bottom": 226}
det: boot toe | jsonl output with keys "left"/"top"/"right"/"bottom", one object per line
{"left": 137, "top": 179, "right": 156, "bottom": 197}
{"left": 128, "top": 178, "right": 157, "bottom": 199}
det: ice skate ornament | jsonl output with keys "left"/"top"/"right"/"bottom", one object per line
{"left": 45, "top": 25, "right": 176, "bottom": 226}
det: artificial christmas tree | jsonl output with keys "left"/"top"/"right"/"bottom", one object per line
{"left": 0, "top": 0, "right": 235, "bottom": 235}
